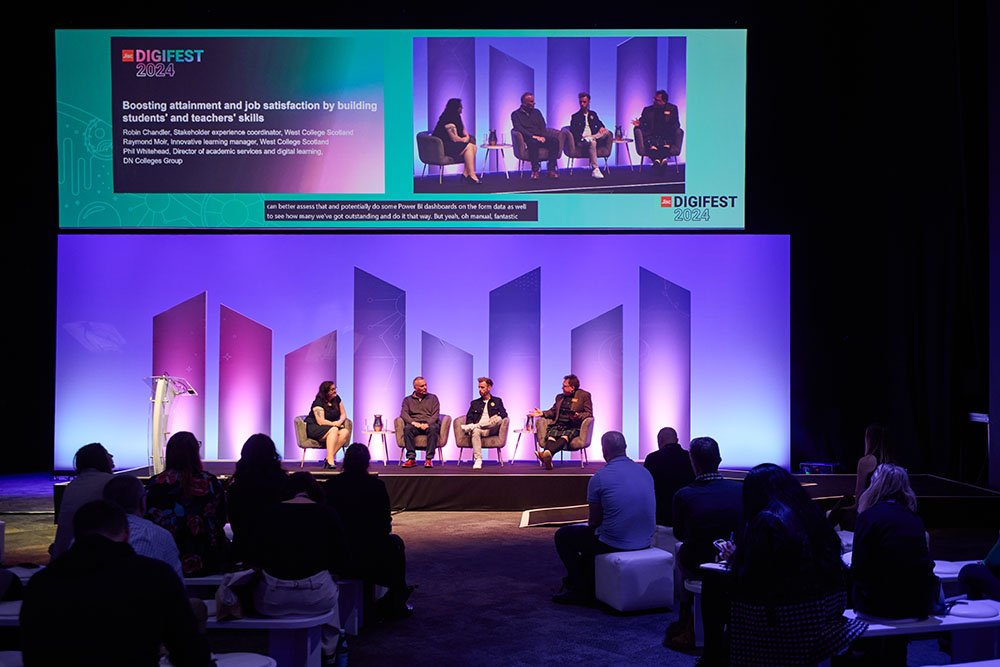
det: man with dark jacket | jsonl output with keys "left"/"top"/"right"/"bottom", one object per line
{"left": 511, "top": 92, "right": 560, "bottom": 179}
{"left": 667, "top": 436, "right": 742, "bottom": 650}
{"left": 530, "top": 374, "right": 593, "bottom": 470}
{"left": 636, "top": 89, "right": 682, "bottom": 165}
{"left": 21, "top": 500, "right": 213, "bottom": 666}
{"left": 461, "top": 376, "right": 508, "bottom": 469}
{"left": 643, "top": 427, "right": 695, "bottom": 527}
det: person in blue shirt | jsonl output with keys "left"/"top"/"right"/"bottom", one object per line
{"left": 552, "top": 431, "right": 655, "bottom": 605}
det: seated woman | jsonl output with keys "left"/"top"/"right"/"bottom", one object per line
{"left": 432, "top": 98, "right": 480, "bottom": 184}
{"left": 226, "top": 433, "right": 288, "bottom": 563}
{"left": 702, "top": 463, "right": 865, "bottom": 666}
{"left": 304, "top": 380, "right": 351, "bottom": 469}
{"left": 851, "top": 463, "right": 938, "bottom": 619}
{"left": 50, "top": 442, "right": 115, "bottom": 559}
{"left": 247, "top": 471, "right": 346, "bottom": 663}
{"left": 829, "top": 423, "right": 894, "bottom": 531}
{"left": 325, "top": 443, "right": 413, "bottom": 619}
{"left": 145, "top": 432, "right": 230, "bottom": 576}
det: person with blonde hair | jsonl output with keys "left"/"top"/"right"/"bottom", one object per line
{"left": 852, "top": 464, "right": 937, "bottom": 620}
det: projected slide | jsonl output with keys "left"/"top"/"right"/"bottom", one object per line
{"left": 414, "top": 36, "right": 695, "bottom": 196}
{"left": 54, "top": 234, "right": 788, "bottom": 470}
{"left": 111, "top": 37, "right": 384, "bottom": 194}
{"left": 56, "top": 29, "right": 746, "bottom": 230}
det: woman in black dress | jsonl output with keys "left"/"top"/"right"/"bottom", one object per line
{"left": 432, "top": 98, "right": 480, "bottom": 184}
{"left": 305, "top": 380, "right": 350, "bottom": 469}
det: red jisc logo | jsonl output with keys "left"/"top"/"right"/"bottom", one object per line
{"left": 660, "top": 196, "right": 672, "bottom": 207}
{"left": 121, "top": 50, "right": 135, "bottom": 62}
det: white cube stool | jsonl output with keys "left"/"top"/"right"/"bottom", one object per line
{"left": 595, "top": 547, "right": 674, "bottom": 612}
{"left": 652, "top": 525, "right": 677, "bottom": 554}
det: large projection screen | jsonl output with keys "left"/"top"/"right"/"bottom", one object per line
{"left": 55, "top": 29, "right": 746, "bottom": 230}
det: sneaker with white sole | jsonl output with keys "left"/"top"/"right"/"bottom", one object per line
{"left": 592, "top": 167, "right": 604, "bottom": 179}
{"left": 472, "top": 459, "right": 483, "bottom": 470}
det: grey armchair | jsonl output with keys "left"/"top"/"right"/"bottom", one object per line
{"left": 416, "top": 131, "right": 461, "bottom": 183}
{"left": 510, "top": 128, "right": 562, "bottom": 177}
{"left": 453, "top": 416, "right": 510, "bottom": 466}
{"left": 533, "top": 416, "right": 595, "bottom": 467}
{"left": 560, "top": 126, "right": 613, "bottom": 175}
{"left": 633, "top": 126, "right": 684, "bottom": 172}
{"left": 394, "top": 414, "right": 452, "bottom": 464}
{"left": 293, "top": 416, "right": 353, "bottom": 468}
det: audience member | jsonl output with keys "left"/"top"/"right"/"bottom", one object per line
{"left": 103, "top": 473, "right": 183, "bottom": 579}
{"left": 247, "top": 471, "right": 346, "bottom": 662}
{"left": 959, "top": 532, "right": 1000, "bottom": 601}
{"left": 145, "top": 431, "right": 230, "bottom": 576}
{"left": 0, "top": 569, "right": 23, "bottom": 601}
{"left": 227, "top": 432, "right": 289, "bottom": 562}
{"left": 552, "top": 431, "right": 655, "bottom": 605}
{"left": 666, "top": 436, "right": 742, "bottom": 650}
{"left": 325, "top": 443, "right": 413, "bottom": 619}
{"left": 829, "top": 422, "right": 895, "bottom": 530}
{"left": 643, "top": 427, "right": 695, "bottom": 527}
{"left": 851, "top": 463, "right": 938, "bottom": 619}
{"left": 713, "top": 464, "right": 866, "bottom": 666}
{"left": 21, "top": 500, "right": 212, "bottom": 666}
{"left": 50, "top": 442, "right": 114, "bottom": 558}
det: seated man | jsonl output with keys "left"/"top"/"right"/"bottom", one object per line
{"left": 643, "top": 426, "right": 695, "bottom": 527}
{"left": 511, "top": 91, "right": 561, "bottom": 179}
{"left": 21, "top": 499, "right": 213, "bottom": 666}
{"left": 552, "top": 431, "right": 655, "bottom": 604}
{"left": 635, "top": 89, "right": 681, "bottom": 165}
{"left": 461, "top": 376, "right": 508, "bottom": 469}
{"left": 401, "top": 375, "right": 440, "bottom": 468}
{"left": 103, "top": 474, "right": 183, "bottom": 579}
{"left": 667, "top": 436, "right": 743, "bottom": 650}
{"left": 50, "top": 442, "right": 114, "bottom": 558}
{"left": 569, "top": 91, "right": 611, "bottom": 179}
{"left": 530, "top": 374, "right": 593, "bottom": 470}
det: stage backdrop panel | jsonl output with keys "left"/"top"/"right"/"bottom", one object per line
{"left": 54, "top": 234, "right": 788, "bottom": 470}
{"left": 218, "top": 306, "right": 272, "bottom": 459}
{"left": 283, "top": 331, "right": 337, "bottom": 462}
{"left": 152, "top": 292, "right": 207, "bottom": 446}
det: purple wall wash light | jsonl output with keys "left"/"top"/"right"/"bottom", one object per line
{"left": 55, "top": 234, "right": 787, "bottom": 468}
{"left": 427, "top": 38, "right": 477, "bottom": 140}
{"left": 546, "top": 38, "right": 590, "bottom": 136}
{"left": 354, "top": 268, "right": 405, "bottom": 454}
{"left": 421, "top": 331, "right": 473, "bottom": 462}
{"left": 283, "top": 331, "right": 337, "bottom": 462}
{"left": 218, "top": 305, "right": 272, "bottom": 459}
{"left": 616, "top": 37, "right": 657, "bottom": 165}
{"left": 638, "top": 267, "right": 691, "bottom": 459}
{"left": 489, "top": 268, "right": 541, "bottom": 457}
{"left": 571, "top": 305, "right": 624, "bottom": 462}
{"left": 152, "top": 292, "right": 207, "bottom": 445}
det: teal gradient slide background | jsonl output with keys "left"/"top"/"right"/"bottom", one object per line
{"left": 56, "top": 29, "right": 745, "bottom": 229}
